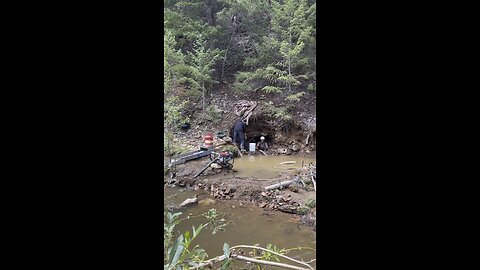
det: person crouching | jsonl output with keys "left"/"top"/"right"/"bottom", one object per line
{"left": 256, "top": 136, "right": 268, "bottom": 151}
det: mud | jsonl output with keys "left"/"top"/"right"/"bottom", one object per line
{"left": 165, "top": 155, "right": 317, "bottom": 231}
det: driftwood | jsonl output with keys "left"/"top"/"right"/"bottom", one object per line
{"left": 191, "top": 244, "right": 314, "bottom": 270}
{"left": 191, "top": 254, "right": 309, "bottom": 270}
{"left": 265, "top": 180, "right": 294, "bottom": 190}
{"left": 259, "top": 150, "right": 268, "bottom": 156}
{"left": 234, "top": 100, "right": 258, "bottom": 125}
{"left": 272, "top": 166, "right": 296, "bottom": 170}
{"left": 311, "top": 175, "right": 316, "bottom": 191}
{"left": 305, "top": 131, "right": 312, "bottom": 146}
{"left": 257, "top": 178, "right": 281, "bottom": 181}
{"left": 179, "top": 197, "right": 198, "bottom": 208}
{"left": 280, "top": 161, "right": 297, "bottom": 165}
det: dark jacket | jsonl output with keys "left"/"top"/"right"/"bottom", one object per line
{"left": 234, "top": 120, "right": 246, "bottom": 133}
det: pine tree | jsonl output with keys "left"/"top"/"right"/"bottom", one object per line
{"left": 233, "top": 0, "right": 314, "bottom": 99}
{"left": 188, "top": 37, "right": 222, "bottom": 119}
{"left": 164, "top": 29, "right": 189, "bottom": 156}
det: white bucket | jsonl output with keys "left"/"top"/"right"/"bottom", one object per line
{"left": 249, "top": 143, "right": 256, "bottom": 152}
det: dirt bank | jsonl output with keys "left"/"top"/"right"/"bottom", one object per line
{"left": 165, "top": 158, "right": 317, "bottom": 231}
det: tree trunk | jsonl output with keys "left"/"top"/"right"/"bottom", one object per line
{"left": 221, "top": 27, "right": 237, "bottom": 80}
{"left": 204, "top": 0, "right": 215, "bottom": 26}
{"left": 202, "top": 82, "right": 206, "bottom": 119}
{"left": 288, "top": 30, "right": 292, "bottom": 92}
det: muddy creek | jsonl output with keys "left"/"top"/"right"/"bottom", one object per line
{"left": 164, "top": 188, "right": 316, "bottom": 269}
{"left": 230, "top": 154, "right": 316, "bottom": 179}
{"left": 164, "top": 154, "right": 317, "bottom": 269}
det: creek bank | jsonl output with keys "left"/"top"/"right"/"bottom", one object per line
{"left": 165, "top": 162, "right": 317, "bottom": 231}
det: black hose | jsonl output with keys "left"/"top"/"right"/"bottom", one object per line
{"left": 193, "top": 157, "right": 219, "bottom": 178}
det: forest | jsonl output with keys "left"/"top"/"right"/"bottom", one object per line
{"left": 164, "top": 1, "right": 317, "bottom": 269}
{"left": 164, "top": 0, "right": 316, "bottom": 147}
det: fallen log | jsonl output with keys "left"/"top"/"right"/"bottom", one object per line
{"left": 179, "top": 197, "right": 198, "bottom": 208}
{"left": 280, "top": 161, "right": 297, "bottom": 165}
{"left": 265, "top": 180, "right": 293, "bottom": 190}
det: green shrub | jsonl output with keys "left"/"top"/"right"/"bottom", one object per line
{"left": 307, "top": 83, "right": 316, "bottom": 92}
{"left": 297, "top": 206, "right": 309, "bottom": 215}
{"left": 262, "top": 101, "right": 292, "bottom": 121}
{"left": 220, "top": 145, "right": 239, "bottom": 157}
{"left": 205, "top": 104, "right": 222, "bottom": 124}
{"left": 305, "top": 198, "right": 316, "bottom": 208}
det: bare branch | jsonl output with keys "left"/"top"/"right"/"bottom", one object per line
{"left": 230, "top": 245, "right": 315, "bottom": 270}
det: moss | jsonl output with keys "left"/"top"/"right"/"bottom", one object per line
{"left": 220, "top": 145, "right": 240, "bottom": 157}
{"left": 305, "top": 198, "right": 316, "bottom": 208}
{"left": 297, "top": 206, "right": 309, "bottom": 215}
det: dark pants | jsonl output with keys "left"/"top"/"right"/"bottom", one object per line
{"left": 233, "top": 131, "right": 245, "bottom": 150}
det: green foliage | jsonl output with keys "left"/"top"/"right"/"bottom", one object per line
{"left": 165, "top": 0, "right": 316, "bottom": 129}
{"left": 163, "top": 209, "right": 315, "bottom": 269}
{"left": 247, "top": 243, "right": 287, "bottom": 270}
{"left": 164, "top": 7, "right": 219, "bottom": 50}
{"left": 262, "top": 244, "right": 287, "bottom": 263}
{"left": 262, "top": 101, "right": 292, "bottom": 122}
{"left": 205, "top": 104, "right": 223, "bottom": 124}
{"left": 220, "top": 144, "right": 239, "bottom": 157}
{"left": 202, "top": 208, "right": 229, "bottom": 235}
{"left": 188, "top": 37, "right": 223, "bottom": 117}
{"left": 297, "top": 206, "right": 309, "bottom": 215}
{"left": 188, "top": 38, "right": 222, "bottom": 87}
{"left": 231, "top": 0, "right": 316, "bottom": 98}
{"left": 307, "top": 83, "right": 315, "bottom": 92}
{"left": 262, "top": 85, "right": 283, "bottom": 94}
{"left": 164, "top": 211, "right": 209, "bottom": 270}
{"left": 305, "top": 198, "right": 316, "bottom": 208}
{"left": 285, "top": 91, "right": 306, "bottom": 102}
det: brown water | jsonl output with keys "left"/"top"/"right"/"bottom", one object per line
{"left": 231, "top": 154, "right": 316, "bottom": 179}
{"left": 164, "top": 154, "right": 317, "bottom": 269}
{"left": 164, "top": 188, "right": 316, "bottom": 269}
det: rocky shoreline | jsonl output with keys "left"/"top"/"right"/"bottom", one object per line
{"left": 165, "top": 161, "right": 317, "bottom": 231}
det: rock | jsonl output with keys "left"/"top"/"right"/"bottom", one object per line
{"left": 226, "top": 185, "right": 236, "bottom": 194}
{"left": 261, "top": 192, "right": 268, "bottom": 197}
{"left": 179, "top": 197, "right": 198, "bottom": 208}
{"left": 259, "top": 202, "right": 267, "bottom": 208}
{"left": 290, "top": 144, "right": 301, "bottom": 152}
{"left": 278, "top": 205, "right": 298, "bottom": 214}
{"left": 211, "top": 163, "right": 222, "bottom": 169}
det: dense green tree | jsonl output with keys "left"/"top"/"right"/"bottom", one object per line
{"left": 187, "top": 37, "right": 222, "bottom": 119}
{"left": 164, "top": 29, "right": 189, "bottom": 156}
{"left": 164, "top": 0, "right": 316, "bottom": 127}
{"left": 234, "top": 0, "right": 315, "bottom": 97}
